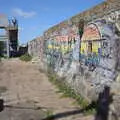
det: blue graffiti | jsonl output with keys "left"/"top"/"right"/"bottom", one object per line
{"left": 85, "top": 56, "right": 100, "bottom": 66}
{"left": 80, "top": 53, "right": 100, "bottom": 66}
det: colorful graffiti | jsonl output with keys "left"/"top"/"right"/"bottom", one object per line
{"left": 81, "top": 24, "right": 101, "bottom": 41}
{"left": 81, "top": 24, "right": 101, "bottom": 54}
{"left": 43, "top": 18, "right": 119, "bottom": 73}
{"left": 44, "top": 25, "right": 79, "bottom": 70}
{"left": 80, "top": 23, "right": 102, "bottom": 70}
{"left": 47, "top": 30, "right": 77, "bottom": 55}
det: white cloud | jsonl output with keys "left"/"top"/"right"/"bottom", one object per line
{"left": 12, "top": 8, "right": 37, "bottom": 18}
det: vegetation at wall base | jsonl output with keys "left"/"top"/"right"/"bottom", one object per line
{"left": 19, "top": 53, "right": 32, "bottom": 62}
{"left": 47, "top": 68, "right": 97, "bottom": 115}
{"left": 45, "top": 110, "right": 54, "bottom": 120}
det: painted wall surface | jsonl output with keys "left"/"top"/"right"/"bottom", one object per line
{"left": 43, "top": 24, "right": 79, "bottom": 73}
{"left": 81, "top": 24, "right": 101, "bottom": 41}
{"left": 80, "top": 23, "right": 101, "bottom": 68}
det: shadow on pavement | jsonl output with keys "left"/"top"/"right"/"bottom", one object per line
{"left": 94, "top": 86, "right": 113, "bottom": 120}
{"left": 42, "top": 86, "right": 113, "bottom": 120}
{"left": 42, "top": 101, "right": 96, "bottom": 120}
{"left": 0, "top": 86, "right": 113, "bottom": 120}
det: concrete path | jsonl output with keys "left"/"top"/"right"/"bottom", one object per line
{"left": 0, "top": 59, "right": 94, "bottom": 120}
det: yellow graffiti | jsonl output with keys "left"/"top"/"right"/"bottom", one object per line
{"left": 92, "top": 42, "right": 100, "bottom": 54}
{"left": 48, "top": 44, "right": 53, "bottom": 49}
{"left": 81, "top": 42, "right": 87, "bottom": 54}
{"left": 80, "top": 42, "right": 101, "bottom": 54}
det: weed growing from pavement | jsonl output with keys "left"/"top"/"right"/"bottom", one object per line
{"left": 42, "top": 109, "right": 54, "bottom": 120}
{"left": 47, "top": 68, "right": 96, "bottom": 115}
{"left": 19, "top": 54, "right": 32, "bottom": 62}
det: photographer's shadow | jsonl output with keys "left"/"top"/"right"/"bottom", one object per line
{"left": 95, "top": 86, "right": 113, "bottom": 120}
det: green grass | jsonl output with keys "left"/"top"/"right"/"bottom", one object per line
{"left": 47, "top": 70, "right": 97, "bottom": 115}
{"left": 19, "top": 54, "right": 32, "bottom": 62}
{"left": 45, "top": 109, "right": 54, "bottom": 120}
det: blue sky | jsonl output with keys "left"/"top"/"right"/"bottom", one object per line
{"left": 0, "top": 0, "right": 104, "bottom": 44}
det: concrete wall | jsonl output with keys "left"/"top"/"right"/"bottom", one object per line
{"left": 28, "top": 36, "right": 44, "bottom": 60}
{"left": 28, "top": 0, "right": 120, "bottom": 119}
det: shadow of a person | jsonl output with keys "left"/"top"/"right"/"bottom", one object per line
{"left": 0, "top": 99, "right": 4, "bottom": 112}
{"left": 95, "top": 86, "right": 113, "bottom": 120}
